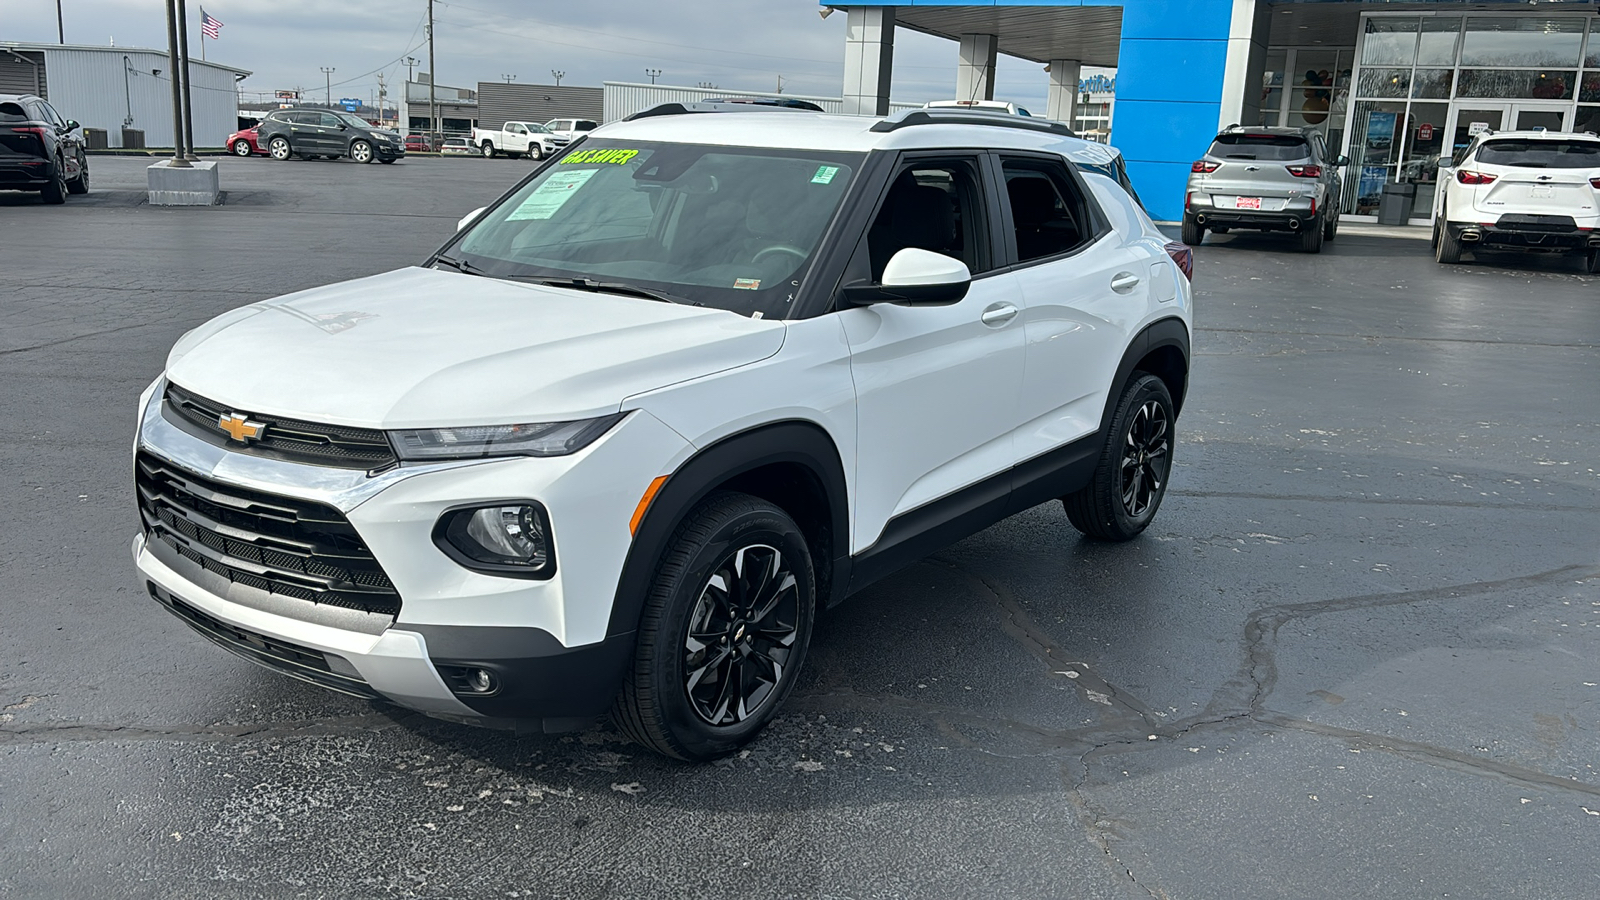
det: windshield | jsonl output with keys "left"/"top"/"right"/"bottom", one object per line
{"left": 1477, "top": 139, "right": 1600, "bottom": 168}
{"left": 1208, "top": 134, "right": 1311, "bottom": 161}
{"left": 526, "top": 123, "right": 551, "bottom": 133}
{"left": 452, "top": 139, "right": 862, "bottom": 317}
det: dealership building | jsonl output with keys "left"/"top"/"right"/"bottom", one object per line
{"left": 828, "top": 1, "right": 1600, "bottom": 222}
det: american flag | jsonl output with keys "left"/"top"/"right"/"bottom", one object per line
{"left": 200, "top": 10, "right": 223, "bottom": 40}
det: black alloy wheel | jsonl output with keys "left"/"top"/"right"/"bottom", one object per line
{"left": 40, "top": 154, "right": 68, "bottom": 204}
{"left": 614, "top": 492, "right": 815, "bottom": 761}
{"left": 1064, "top": 373, "right": 1176, "bottom": 541}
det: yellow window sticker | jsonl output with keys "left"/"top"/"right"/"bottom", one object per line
{"left": 560, "top": 148, "right": 641, "bottom": 165}
{"left": 733, "top": 278, "right": 761, "bottom": 290}
{"left": 505, "top": 169, "right": 597, "bottom": 221}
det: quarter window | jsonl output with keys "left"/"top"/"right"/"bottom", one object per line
{"left": 1000, "top": 159, "right": 1096, "bottom": 263}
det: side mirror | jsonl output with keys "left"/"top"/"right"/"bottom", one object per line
{"left": 457, "top": 207, "right": 487, "bottom": 232}
{"left": 339, "top": 123, "right": 348, "bottom": 130}
{"left": 65, "top": 119, "right": 80, "bottom": 132}
{"left": 1334, "top": 155, "right": 1349, "bottom": 167}
{"left": 843, "top": 248, "right": 971, "bottom": 306}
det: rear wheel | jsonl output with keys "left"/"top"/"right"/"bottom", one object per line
{"left": 1435, "top": 214, "right": 1463, "bottom": 264}
{"left": 350, "top": 140, "right": 373, "bottom": 163}
{"left": 1064, "top": 374, "right": 1175, "bottom": 541}
{"left": 1584, "top": 249, "right": 1600, "bottom": 274}
{"left": 613, "top": 492, "right": 815, "bottom": 761}
{"left": 1181, "top": 215, "right": 1204, "bottom": 246}
{"left": 268, "top": 136, "right": 291, "bottom": 161}
{"left": 1323, "top": 212, "right": 1338, "bottom": 241}
{"left": 481, "top": 141, "right": 497, "bottom": 158}
{"left": 1299, "top": 220, "right": 1324, "bottom": 253}
{"left": 40, "top": 159, "right": 68, "bottom": 204}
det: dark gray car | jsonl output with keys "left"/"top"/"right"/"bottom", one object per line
{"left": 1182, "top": 126, "right": 1345, "bottom": 253}
{"left": 257, "top": 108, "right": 404, "bottom": 164}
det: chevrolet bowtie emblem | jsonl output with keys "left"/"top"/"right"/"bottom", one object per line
{"left": 218, "top": 412, "right": 266, "bottom": 443}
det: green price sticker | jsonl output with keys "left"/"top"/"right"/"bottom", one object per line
{"left": 811, "top": 165, "right": 840, "bottom": 184}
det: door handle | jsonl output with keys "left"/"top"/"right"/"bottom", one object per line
{"left": 1110, "top": 272, "right": 1141, "bottom": 294}
{"left": 980, "top": 303, "right": 1019, "bottom": 327}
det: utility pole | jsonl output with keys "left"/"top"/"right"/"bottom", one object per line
{"left": 161, "top": 0, "right": 188, "bottom": 165}
{"left": 176, "top": 0, "right": 195, "bottom": 159}
{"left": 321, "top": 66, "right": 335, "bottom": 105}
{"left": 56, "top": 0, "right": 64, "bottom": 43}
{"left": 776, "top": 74, "right": 785, "bottom": 94}
{"left": 376, "top": 71, "right": 388, "bottom": 126}
{"left": 427, "top": 0, "right": 437, "bottom": 148}
{"left": 645, "top": 68, "right": 662, "bottom": 84}
{"left": 551, "top": 70, "right": 564, "bottom": 86}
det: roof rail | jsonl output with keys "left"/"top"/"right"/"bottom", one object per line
{"left": 623, "top": 101, "right": 813, "bottom": 122}
{"left": 870, "top": 108, "right": 1077, "bottom": 138}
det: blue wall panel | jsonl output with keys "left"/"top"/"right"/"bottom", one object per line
{"left": 1117, "top": 0, "right": 1234, "bottom": 41}
{"left": 1114, "top": 38, "right": 1229, "bottom": 104}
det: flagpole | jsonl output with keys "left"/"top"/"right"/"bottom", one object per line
{"left": 199, "top": 8, "right": 206, "bottom": 60}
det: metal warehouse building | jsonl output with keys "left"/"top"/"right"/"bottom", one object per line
{"left": 828, "top": 0, "right": 1600, "bottom": 223}
{"left": 0, "top": 41, "right": 248, "bottom": 149}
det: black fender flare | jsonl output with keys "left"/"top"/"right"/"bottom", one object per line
{"left": 1099, "top": 317, "right": 1190, "bottom": 434}
{"left": 605, "top": 420, "right": 850, "bottom": 638}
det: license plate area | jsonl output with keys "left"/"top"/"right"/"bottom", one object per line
{"left": 1235, "top": 197, "right": 1263, "bottom": 210}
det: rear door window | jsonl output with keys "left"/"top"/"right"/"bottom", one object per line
{"left": 1476, "top": 139, "right": 1600, "bottom": 168}
{"left": 1208, "top": 134, "right": 1312, "bottom": 161}
{"left": 1000, "top": 157, "right": 1100, "bottom": 263}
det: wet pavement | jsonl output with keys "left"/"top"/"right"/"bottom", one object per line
{"left": 2, "top": 156, "right": 1597, "bottom": 898}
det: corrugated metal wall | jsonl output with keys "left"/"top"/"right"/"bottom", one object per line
{"left": 476, "top": 83, "right": 603, "bottom": 130}
{"left": 0, "top": 50, "right": 47, "bottom": 96}
{"left": 602, "top": 82, "right": 921, "bottom": 123}
{"left": 38, "top": 47, "right": 243, "bottom": 148}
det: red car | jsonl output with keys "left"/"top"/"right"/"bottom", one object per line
{"left": 404, "top": 133, "right": 432, "bottom": 152}
{"left": 228, "top": 126, "right": 264, "bottom": 157}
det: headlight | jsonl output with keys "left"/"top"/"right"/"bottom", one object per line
{"left": 434, "top": 502, "right": 554, "bottom": 578}
{"left": 390, "top": 413, "right": 624, "bottom": 461}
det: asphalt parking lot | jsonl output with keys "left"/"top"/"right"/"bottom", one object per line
{"left": 3, "top": 155, "right": 1598, "bottom": 899}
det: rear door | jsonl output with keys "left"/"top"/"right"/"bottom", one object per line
{"left": 1199, "top": 133, "right": 1315, "bottom": 213}
{"left": 1471, "top": 138, "right": 1600, "bottom": 221}
{"left": 0, "top": 98, "right": 45, "bottom": 161}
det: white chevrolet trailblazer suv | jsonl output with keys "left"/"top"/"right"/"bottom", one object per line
{"left": 132, "top": 107, "right": 1193, "bottom": 760}
{"left": 1433, "top": 129, "right": 1600, "bottom": 270}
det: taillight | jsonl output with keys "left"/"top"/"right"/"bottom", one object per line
{"left": 1286, "top": 165, "right": 1322, "bottom": 178}
{"left": 1589, "top": 177, "right": 1600, "bottom": 189}
{"left": 11, "top": 126, "right": 46, "bottom": 138}
{"left": 1164, "top": 242, "right": 1194, "bottom": 282}
{"left": 1457, "top": 170, "right": 1497, "bottom": 185}
{"left": 1191, "top": 160, "right": 1219, "bottom": 173}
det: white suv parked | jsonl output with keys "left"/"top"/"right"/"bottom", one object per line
{"left": 1433, "top": 129, "right": 1600, "bottom": 269}
{"left": 131, "top": 107, "right": 1193, "bottom": 760}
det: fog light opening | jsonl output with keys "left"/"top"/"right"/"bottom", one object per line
{"left": 439, "top": 664, "right": 502, "bottom": 697}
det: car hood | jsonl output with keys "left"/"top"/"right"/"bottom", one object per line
{"left": 164, "top": 267, "right": 786, "bottom": 429}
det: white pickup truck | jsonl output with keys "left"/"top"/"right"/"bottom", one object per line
{"left": 469, "top": 121, "right": 569, "bottom": 160}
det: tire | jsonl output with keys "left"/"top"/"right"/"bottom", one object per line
{"left": 379, "top": 158, "right": 397, "bottom": 165}
{"left": 1431, "top": 218, "right": 1440, "bottom": 250}
{"left": 1063, "top": 373, "right": 1175, "bottom": 542}
{"left": 40, "top": 156, "right": 67, "bottom": 204}
{"left": 66, "top": 150, "right": 88, "bottom": 195}
{"left": 1323, "top": 212, "right": 1338, "bottom": 241}
{"left": 232, "top": 140, "right": 252, "bottom": 157}
{"left": 1584, "top": 249, "right": 1600, "bottom": 274}
{"left": 1299, "top": 220, "right": 1324, "bottom": 253}
{"left": 1181, "top": 215, "right": 1204, "bottom": 246}
{"left": 529, "top": 144, "right": 543, "bottom": 161}
{"left": 268, "top": 136, "right": 291, "bottom": 161}
{"left": 481, "top": 140, "right": 497, "bottom": 159}
{"left": 350, "top": 140, "right": 373, "bottom": 163}
{"left": 613, "top": 491, "right": 816, "bottom": 761}
{"left": 1435, "top": 217, "right": 1463, "bottom": 265}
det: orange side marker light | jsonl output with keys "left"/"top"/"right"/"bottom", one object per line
{"left": 629, "top": 475, "right": 669, "bottom": 536}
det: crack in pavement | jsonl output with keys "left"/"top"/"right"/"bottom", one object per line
{"left": 0, "top": 321, "right": 171, "bottom": 357}
{"left": 0, "top": 712, "right": 417, "bottom": 746}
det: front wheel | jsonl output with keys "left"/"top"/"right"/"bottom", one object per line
{"left": 1064, "top": 373, "right": 1175, "bottom": 541}
{"left": 350, "top": 140, "right": 373, "bottom": 163}
{"left": 268, "top": 136, "right": 291, "bottom": 161}
{"left": 613, "top": 492, "right": 816, "bottom": 761}
{"left": 529, "top": 144, "right": 544, "bottom": 161}
{"left": 1181, "top": 215, "right": 1204, "bottom": 246}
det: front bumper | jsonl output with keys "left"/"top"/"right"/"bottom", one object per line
{"left": 130, "top": 378, "right": 691, "bottom": 729}
{"left": 374, "top": 143, "right": 405, "bottom": 160}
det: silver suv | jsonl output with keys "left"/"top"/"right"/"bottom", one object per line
{"left": 1182, "top": 126, "right": 1346, "bottom": 253}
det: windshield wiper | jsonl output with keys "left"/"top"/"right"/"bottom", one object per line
{"left": 521, "top": 277, "right": 685, "bottom": 305}
{"left": 432, "top": 254, "right": 488, "bottom": 276}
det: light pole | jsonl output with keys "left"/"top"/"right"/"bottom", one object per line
{"left": 404, "top": 56, "right": 419, "bottom": 84}
{"left": 321, "top": 66, "right": 335, "bottom": 105}
{"left": 645, "top": 68, "right": 662, "bottom": 85}
{"left": 550, "top": 70, "right": 564, "bottom": 86}
{"left": 501, "top": 74, "right": 515, "bottom": 83}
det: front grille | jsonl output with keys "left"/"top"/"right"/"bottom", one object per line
{"left": 147, "top": 581, "right": 382, "bottom": 700}
{"left": 164, "top": 382, "right": 398, "bottom": 471}
{"left": 137, "top": 452, "right": 403, "bottom": 617}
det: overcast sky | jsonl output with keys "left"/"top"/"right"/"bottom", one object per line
{"left": 9, "top": 0, "right": 1061, "bottom": 109}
